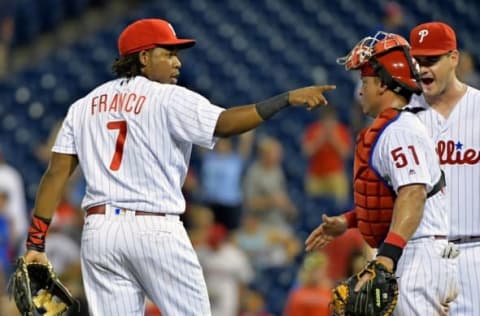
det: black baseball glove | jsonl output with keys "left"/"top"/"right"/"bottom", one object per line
{"left": 8, "top": 257, "right": 76, "bottom": 316}
{"left": 332, "top": 260, "right": 399, "bottom": 316}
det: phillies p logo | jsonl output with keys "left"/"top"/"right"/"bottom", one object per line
{"left": 167, "top": 23, "right": 177, "bottom": 36}
{"left": 418, "top": 29, "right": 429, "bottom": 43}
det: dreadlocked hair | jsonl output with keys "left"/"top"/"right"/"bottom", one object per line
{"left": 112, "top": 53, "right": 144, "bottom": 78}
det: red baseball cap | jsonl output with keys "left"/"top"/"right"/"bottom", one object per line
{"left": 409, "top": 22, "right": 457, "bottom": 56}
{"left": 118, "top": 19, "right": 196, "bottom": 56}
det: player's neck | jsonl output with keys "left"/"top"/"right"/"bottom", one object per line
{"left": 379, "top": 95, "right": 407, "bottom": 114}
{"left": 425, "top": 77, "right": 467, "bottom": 118}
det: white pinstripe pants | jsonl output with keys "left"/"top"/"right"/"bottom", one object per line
{"left": 80, "top": 206, "right": 211, "bottom": 316}
{"left": 393, "top": 238, "right": 458, "bottom": 316}
{"left": 449, "top": 241, "right": 480, "bottom": 316}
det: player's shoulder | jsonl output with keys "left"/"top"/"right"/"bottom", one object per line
{"left": 383, "top": 110, "right": 427, "bottom": 137}
{"left": 451, "top": 85, "right": 480, "bottom": 115}
{"left": 464, "top": 85, "right": 480, "bottom": 102}
{"left": 466, "top": 85, "right": 480, "bottom": 94}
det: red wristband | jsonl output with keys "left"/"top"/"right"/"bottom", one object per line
{"left": 26, "top": 215, "right": 51, "bottom": 252}
{"left": 343, "top": 210, "right": 357, "bottom": 228}
{"left": 384, "top": 232, "right": 407, "bottom": 248}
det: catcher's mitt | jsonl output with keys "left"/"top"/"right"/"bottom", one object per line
{"left": 8, "top": 257, "right": 75, "bottom": 316}
{"left": 332, "top": 260, "right": 399, "bottom": 316}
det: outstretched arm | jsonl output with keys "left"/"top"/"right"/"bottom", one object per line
{"left": 214, "top": 85, "right": 336, "bottom": 137}
{"left": 305, "top": 212, "right": 352, "bottom": 251}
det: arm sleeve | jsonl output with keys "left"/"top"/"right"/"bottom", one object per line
{"left": 372, "top": 128, "right": 433, "bottom": 193}
{"left": 52, "top": 106, "right": 77, "bottom": 155}
{"left": 166, "top": 86, "right": 225, "bottom": 149}
{"left": 343, "top": 210, "right": 357, "bottom": 228}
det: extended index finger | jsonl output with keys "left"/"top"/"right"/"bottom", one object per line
{"left": 316, "top": 85, "right": 337, "bottom": 92}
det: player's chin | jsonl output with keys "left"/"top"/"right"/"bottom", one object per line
{"left": 170, "top": 77, "right": 178, "bottom": 84}
{"left": 420, "top": 83, "right": 437, "bottom": 96}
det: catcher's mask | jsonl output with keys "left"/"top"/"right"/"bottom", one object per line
{"left": 337, "top": 32, "right": 422, "bottom": 100}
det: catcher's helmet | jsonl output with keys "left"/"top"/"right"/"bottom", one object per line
{"left": 338, "top": 32, "right": 422, "bottom": 99}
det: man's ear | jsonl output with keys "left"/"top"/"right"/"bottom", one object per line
{"left": 449, "top": 50, "right": 459, "bottom": 67}
{"left": 138, "top": 50, "right": 149, "bottom": 67}
{"left": 374, "top": 77, "right": 387, "bottom": 95}
{"left": 378, "top": 79, "right": 389, "bottom": 95}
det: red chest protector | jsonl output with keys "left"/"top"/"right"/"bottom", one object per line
{"left": 353, "top": 108, "right": 400, "bottom": 248}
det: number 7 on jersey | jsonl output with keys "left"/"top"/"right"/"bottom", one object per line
{"left": 107, "top": 120, "right": 127, "bottom": 171}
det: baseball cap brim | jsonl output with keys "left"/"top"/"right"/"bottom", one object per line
{"left": 410, "top": 48, "right": 450, "bottom": 56}
{"left": 158, "top": 39, "right": 196, "bottom": 49}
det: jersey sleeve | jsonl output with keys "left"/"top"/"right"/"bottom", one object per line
{"left": 52, "top": 105, "right": 77, "bottom": 155}
{"left": 166, "top": 86, "right": 225, "bottom": 149}
{"left": 372, "top": 127, "right": 433, "bottom": 193}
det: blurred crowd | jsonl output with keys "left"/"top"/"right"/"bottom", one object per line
{"left": 0, "top": 0, "right": 479, "bottom": 315}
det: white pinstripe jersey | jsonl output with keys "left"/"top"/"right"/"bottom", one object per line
{"left": 371, "top": 110, "right": 449, "bottom": 239}
{"left": 52, "top": 76, "right": 224, "bottom": 214}
{"left": 410, "top": 87, "right": 480, "bottom": 237}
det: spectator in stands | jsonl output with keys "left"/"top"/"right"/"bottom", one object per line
{"left": 372, "top": 1, "right": 407, "bottom": 37}
{"left": 197, "top": 223, "right": 254, "bottom": 316}
{"left": 45, "top": 228, "right": 81, "bottom": 277}
{"left": 182, "top": 167, "right": 201, "bottom": 209}
{"left": 185, "top": 204, "right": 215, "bottom": 247}
{"left": 243, "top": 137, "right": 297, "bottom": 228}
{"left": 240, "top": 288, "right": 273, "bottom": 316}
{"left": 35, "top": 121, "right": 62, "bottom": 165}
{"left": 35, "top": 122, "right": 86, "bottom": 207}
{"left": 301, "top": 108, "right": 352, "bottom": 207}
{"left": 0, "top": 190, "right": 12, "bottom": 295}
{"left": 0, "top": 1, "right": 14, "bottom": 80}
{"left": 322, "top": 227, "right": 366, "bottom": 282}
{"left": 234, "top": 212, "right": 300, "bottom": 273}
{"left": 188, "top": 204, "right": 252, "bottom": 316}
{"left": 200, "top": 131, "right": 254, "bottom": 229}
{"left": 58, "top": 259, "right": 88, "bottom": 316}
{"left": 346, "top": 248, "right": 369, "bottom": 277}
{"left": 283, "top": 252, "right": 332, "bottom": 316}
{"left": 0, "top": 150, "right": 28, "bottom": 250}
{"left": 457, "top": 50, "right": 480, "bottom": 88}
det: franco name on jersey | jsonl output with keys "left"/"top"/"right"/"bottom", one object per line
{"left": 90, "top": 92, "right": 146, "bottom": 115}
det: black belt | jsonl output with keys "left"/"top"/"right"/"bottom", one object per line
{"left": 449, "top": 236, "right": 480, "bottom": 244}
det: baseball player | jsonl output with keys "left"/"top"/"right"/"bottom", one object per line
{"left": 409, "top": 22, "right": 480, "bottom": 315}
{"left": 19, "top": 18, "right": 335, "bottom": 316}
{"left": 305, "top": 32, "right": 458, "bottom": 315}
